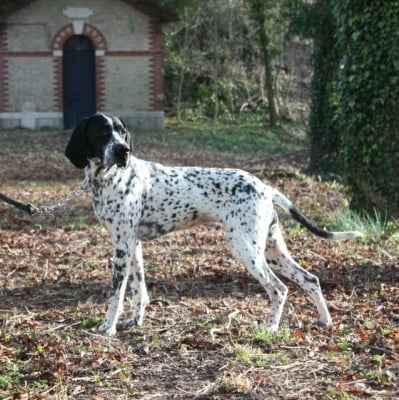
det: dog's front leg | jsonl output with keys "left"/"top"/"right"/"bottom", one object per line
{"left": 99, "top": 233, "right": 135, "bottom": 336}
{"left": 117, "top": 240, "right": 150, "bottom": 330}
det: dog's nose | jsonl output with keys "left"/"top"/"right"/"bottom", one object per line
{"left": 113, "top": 143, "right": 130, "bottom": 167}
{"left": 115, "top": 143, "right": 130, "bottom": 156}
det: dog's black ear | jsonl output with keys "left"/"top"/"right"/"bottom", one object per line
{"left": 119, "top": 116, "right": 128, "bottom": 130}
{"left": 65, "top": 117, "right": 89, "bottom": 169}
{"left": 118, "top": 117, "right": 134, "bottom": 153}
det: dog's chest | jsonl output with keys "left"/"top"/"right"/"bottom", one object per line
{"left": 91, "top": 185, "right": 122, "bottom": 223}
{"left": 90, "top": 169, "right": 144, "bottom": 227}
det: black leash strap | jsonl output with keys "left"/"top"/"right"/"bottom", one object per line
{"left": 0, "top": 192, "right": 36, "bottom": 214}
{"left": 0, "top": 177, "right": 90, "bottom": 216}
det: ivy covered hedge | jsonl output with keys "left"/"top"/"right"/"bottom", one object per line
{"left": 299, "top": 0, "right": 399, "bottom": 216}
{"left": 334, "top": 0, "right": 399, "bottom": 216}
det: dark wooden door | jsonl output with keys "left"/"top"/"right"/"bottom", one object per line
{"left": 63, "top": 35, "right": 96, "bottom": 129}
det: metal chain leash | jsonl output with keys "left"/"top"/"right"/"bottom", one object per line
{"left": 31, "top": 177, "right": 91, "bottom": 215}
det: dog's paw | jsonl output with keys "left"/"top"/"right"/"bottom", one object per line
{"left": 116, "top": 319, "right": 136, "bottom": 331}
{"left": 98, "top": 322, "right": 117, "bottom": 336}
{"left": 132, "top": 311, "right": 146, "bottom": 326}
{"left": 319, "top": 314, "right": 333, "bottom": 326}
{"left": 314, "top": 317, "right": 332, "bottom": 328}
{"left": 116, "top": 313, "right": 145, "bottom": 331}
{"left": 265, "top": 323, "right": 280, "bottom": 332}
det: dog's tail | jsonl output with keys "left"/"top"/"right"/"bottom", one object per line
{"left": 272, "top": 189, "right": 363, "bottom": 240}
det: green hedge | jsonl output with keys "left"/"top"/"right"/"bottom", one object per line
{"left": 334, "top": 0, "right": 399, "bottom": 216}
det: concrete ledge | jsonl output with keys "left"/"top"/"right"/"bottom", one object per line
{"left": 0, "top": 111, "right": 164, "bottom": 132}
{"left": 0, "top": 112, "right": 63, "bottom": 129}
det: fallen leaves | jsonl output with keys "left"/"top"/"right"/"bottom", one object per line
{"left": 0, "top": 132, "right": 398, "bottom": 399}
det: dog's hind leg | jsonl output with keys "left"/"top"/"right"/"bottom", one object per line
{"left": 265, "top": 220, "right": 332, "bottom": 326}
{"left": 118, "top": 241, "right": 150, "bottom": 330}
{"left": 226, "top": 227, "right": 288, "bottom": 332}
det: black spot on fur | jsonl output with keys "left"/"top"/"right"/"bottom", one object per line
{"left": 116, "top": 249, "right": 126, "bottom": 259}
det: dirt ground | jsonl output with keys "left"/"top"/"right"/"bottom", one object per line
{"left": 0, "top": 131, "right": 398, "bottom": 399}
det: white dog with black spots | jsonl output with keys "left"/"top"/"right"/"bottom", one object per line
{"left": 65, "top": 113, "right": 362, "bottom": 336}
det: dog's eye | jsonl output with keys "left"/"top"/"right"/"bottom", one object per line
{"left": 118, "top": 128, "right": 127, "bottom": 137}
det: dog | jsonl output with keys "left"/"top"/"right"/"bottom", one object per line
{"left": 65, "top": 113, "right": 362, "bottom": 336}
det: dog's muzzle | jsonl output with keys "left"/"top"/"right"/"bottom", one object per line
{"left": 113, "top": 143, "right": 130, "bottom": 168}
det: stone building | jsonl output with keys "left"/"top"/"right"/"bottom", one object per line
{"left": 0, "top": 0, "right": 173, "bottom": 131}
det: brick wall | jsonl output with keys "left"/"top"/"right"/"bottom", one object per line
{"left": 0, "top": 25, "right": 9, "bottom": 113}
{"left": 0, "top": 0, "right": 165, "bottom": 130}
{"left": 104, "top": 56, "right": 151, "bottom": 110}
{"left": 7, "top": 57, "right": 53, "bottom": 112}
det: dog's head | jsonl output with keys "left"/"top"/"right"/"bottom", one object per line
{"left": 65, "top": 113, "right": 133, "bottom": 169}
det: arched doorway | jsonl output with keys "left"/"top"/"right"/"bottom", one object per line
{"left": 63, "top": 35, "right": 95, "bottom": 129}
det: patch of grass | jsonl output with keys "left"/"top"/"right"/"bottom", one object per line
{"left": 231, "top": 342, "right": 290, "bottom": 367}
{"left": 135, "top": 117, "right": 306, "bottom": 157}
{"left": 329, "top": 208, "right": 397, "bottom": 237}
{"left": 366, "top": 369, "right": 391, "bottom": 386}
{"left": 0, "top": 358, "right": 53, "bottom": 398}
{"left": 249, "top": 324, "right": 291, "bottom": 342}
{"left": 328, "top": 208, "right": 399, "bottom": 256}
{"left": 0, "top": 362, "right": 22, "bottom": 395}
{"left": 81, "top": 316, "right": 104, "bottom": 329}
{"left": 232, "top": 343, "right": 269, "bottom": 366}
{"left": 320, "top": 390, "right": 355, "bottom": 400}
{"left": 67, "top": 216, "right": 89, "bottom": 230}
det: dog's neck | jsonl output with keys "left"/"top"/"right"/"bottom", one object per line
{"left": 85, "top": 156, "right": 137, "bottom": 188}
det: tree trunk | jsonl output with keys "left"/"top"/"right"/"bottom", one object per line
{"left": 212, "top": 4, "right": 219, "bottom": 134}
{"left": 261, "top": 40, "right": 279, "bottom": 126}
{"left": 176, "top": 8, "right": 189, "bottom": 122}
{"left": 249, "top": 0, "right": 279, "bottom": 126}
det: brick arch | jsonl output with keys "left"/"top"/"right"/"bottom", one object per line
{"left": 82, "top": 23, "right": 107, "bottom": 50}
{"left": 51, "top": 24, "right": 74, "bottom": 50}
{"left": 51, "top": 23, "right": 107, "bottom": 51}
{"left": 51, "top": 23, "right": 107, "bottom": 114}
